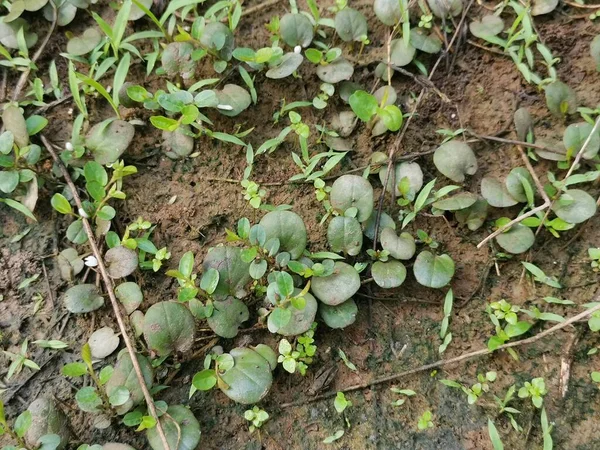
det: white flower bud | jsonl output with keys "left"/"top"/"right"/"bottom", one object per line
{"left": 217, "top": 104, "right": 234, "bottom": 111}
{"left": 84, "top": 255, "right": 98, "bottom": 267}
{"left": 294, "top": 45, "right": 302, "bottom": 54}
{"left": 65, "top": 142, "right": 74, "bottom": 151}
{"left": 78, "top": 208, "right": 89, "bottom": 219}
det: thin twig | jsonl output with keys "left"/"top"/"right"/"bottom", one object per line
{"left": 478, "top": 116, "right": 600, "bottom": 248}
{"left": 280, "top": 289, "right": 600, "bottom": 409}
{"left": 32, "top": 94, "right": 73, "bottom": 116}
{"left": 11, "top": 1, "right": 57, "bottom": 102}
{"left": 470, "top": 133, "right": 566, "bottom": 156}
{"left": 373, "top": 0, "right": 475, "bottom": 251}
{"left": 41, "top": 261, "right": 55, "bottom": 309}
{"left": 563, "top": 0, "right": 600, "bottom": 8}
{"left": 42, "top": 136, "right": 172, "bottom": 450}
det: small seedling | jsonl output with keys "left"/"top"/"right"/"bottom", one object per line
{"left": 244, "top": 406, "right": 269, "bottom": 433}
{"left": 390, "top": 387, "right": 416, "bottom": 406}
{"left": 417, "top": 410, "right": 434, "bottom": 430}
{"left": 518, "top": 377, "right": 547, "bottom": 408}
{"left": 3, "top": 339, "right": 40, "bottom": 381}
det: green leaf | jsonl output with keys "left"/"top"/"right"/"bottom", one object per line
{"left": 109, "top": 386, "right": 131, "bottom": 406}
{"left": 488, "top": 419, "right": 504, "bottom": 450}
{"left": 62, "top": 362, "right": 88, "bottom": 377}
{"left": 75, "top": 386, "right": 102, "bottom": 413}
{"left": 150, "top": 115, "right": 179, "bottom": 131}
{"left": 77, "top": 74, "right": 120, "bottom": 118}
{"left": 323, "top": 429, "right": 344, "bottom": 444}
{"left": 207, "top": 297, "right": 249, "bottom": 338}
{"left": 14, "top": 410, "right": 31, "bottom": 437}
{"left": 269, "top": 307, "right": 292, "bottom": 330}
{"left": 0, "top": 171, "right": 19, "bottom": 194}
{"left": 413, "top": 251, "right": 455, "bottom": 288}
{"left": 25, "top": 115, "right": 48, "bottom": 136}
{"left": 349, "top": 90, "right": 378, "bottom": 122}
{"left": 0, "top": 198, "right": 36, "bottom": 221}
{"left": 192, "top": 369, "right": 217, "bottom": 392}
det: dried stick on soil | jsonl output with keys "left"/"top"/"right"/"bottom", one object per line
{"left": 42, "top": 136, "right": 172, "bottom": 450}
{"left": 11, "top": 2, "right": 57, "bottom": 102}
{"left": 477, "top": 116, "right": 600, "bottom": 249}
{"left": 280, "top": 289, "right": 600, "bottom": 409}
{"left": 559, "top": 332, "right": 579, "bottom": 398}
{"left": 372, "top": 0, "right": 476, "bottom": 251}
{"left": 470, "top": 133, "right": 566, "bottom": 156}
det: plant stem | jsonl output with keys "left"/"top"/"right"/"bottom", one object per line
{"left": 42, "top": 136, "right": 172, "bottom": 450}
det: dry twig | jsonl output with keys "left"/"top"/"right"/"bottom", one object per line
{"left": 42, "top": 136, "right": 172, "bottom": 450}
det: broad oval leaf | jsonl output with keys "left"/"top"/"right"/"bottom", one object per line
{"left": 280, "top": 13, "right": 314, "bottom": 48}
{"left": 64, "top": 284, "right": 104, "bottom": 314}
{"left": 311, "top": 261, "right": 360, "bottom": 306}
{"left": 469, "top": 15, "right": 504, "bottom": 38}
{"left": 327, "top": 216, "right": 363, "bottom": 256}
{"left": 105, "top": 246, "right": 138, "bottom": 279}
{"left": 563, "top": 122, "right": 600, "bottom": 160}
{"left": 162, "top": 126, "right": 194, "bottom": 160}
{"left": 161, "top": 42, "right": 195, "bottom": 79}
{"left": 259, "top": 210, "right": 307, "bottom": 259}
{"left": 410, "top": 28, "right": 442, "bottom": 54}
{"left": 432, "top": 192, "right": 478, "bottom": 211}
{"left": 380, "top": 162, "right": 423, "bottom": 200}
{"left": 362, "top": 211, "right": 396, "bottom": 241}
{"left": 147, "top": 405, "right": 200, "bottom": 450}
{"left": 143, "top": 301, "right": 195, "bottom": 356}
{"left": 25, "top": 398, "right": 70, "bottom": 450}
{"left": 203, "top": 246, "right": 251, "bottom": 298}
{"left": 330, "top": 175, "right": 374, "bottom": 222}
{"left": 552, "top": 189, "right": 597, "bottom": 224}
{"left": 380, "top": 228, "right": 416, "bottom": 260}
{"left": 266, "top": 52, "right": 303, "bottom": 79}
{"left": 545, "top": 81, "right": 577, "bottom": 117}
{"left": 335, "top": 8, "right": 368, "bottom": 42}
{"left": 495, "top": 223, "right": 535, "bottom": 254}
{"left": 433, "top": 141, "right": 478, "bottom": 182}
{"left": 0, "top": 18, "right": 37, "bottom": 49}
{"left": 316, "top": 58, "right": 354, "bottom": 84}
{"left": 88, "top": 327, "right": 120, "bottom": 359}
{"left": 105, "top": 352, "right": 153, "bottom": 414}
{"left": 207, "top": 297, "right": 249, "bottom": 338}
{"left": 481, "top": 177, "right": 519, "bottom": 207}
{"left": 505, "top": 167, "right": 534, "bottom": 203}
{"left": 319, "top": 298, "right": 358, "bottom": 329}
{"left": 200, "top": 22, "right": 234, "bottom": 61}
{"left": 374, "top": 0, "right": 402, "bottom": 25}
{"left": 455, "top": 198, "right": 488, "bottom": 231}
{"left": 128, "top": 0, "right": 152, "bottom": 20}
{"left": 66, "top": 28, "right": 102, "bottom": 56}
{"left": 372, "top": 260, "right": 407, "bottom": 288}
{"left": 3, "top": 105, "right": 28, "bottom": 148}
{"left": 268, "top": 290, "right": 318, "bottom": 336}
{"left": 218, "top": 347, "right": 274, "bottom": 404}
{"left": 532, "top": 0, "right": 558, "bottom": 15}
{"left": 389, "top": 38, "right": 416, "bottom": 67}
{"left": 86, "top": 119, "right": 135, "bottom": 165}
{"left": 215, "top": 84, "right": 251, "bottom": 117}
{"left": 428, "top": 0, "right": 462, "bottom": 18}
{"left": 115, "top": 282, "right": 143, "bottom": 314}
{"left": 413, "top": 251, "right": 455, "bottom": 288}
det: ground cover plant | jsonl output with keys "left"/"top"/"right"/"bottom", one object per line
{"left": 1, "top": 0, "right": 600, "bottom": 448}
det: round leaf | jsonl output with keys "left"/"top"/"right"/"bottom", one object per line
{"left": 259, "top": 210, "right": 307, "bottom": 259}
{"left": 481, "top": 177, "right": 519, "bottom": 207}
{"left": 266, "top": 52, "right": 303, "bottom": 79}
{"left": 25, "top": 398, "right": 70, "bottom": 450}
{"left": 105, "top": 246, "right": 138, "bottom": 279}
{"left": 409, "top": 28, "right": 442, "bottom": 54}
{"left": 316, "top": 58, "right": 354, "bottom": 84}
{"left": 495, "top": 223, "right": 535, "bottom": 254}
{"left": 268, "top": 290, "right": 317, "bottom": 336}
{"left": 330, "top": 175, "right": 374, "bottom": 222}
{"left": 3, "top": 105, "right": 28, "bottom": 148}
{"left": 545, "top": 81, "right": 577, "bottom": 117}
{"left": 380, "top": 162, "right": 423, "bottom": 199}
{"left": 215, "top": 84, "right": 251, "bottom": 117}
{"left": 432, "top": 192, "right": 478, "bottom": 211}
{"left": 147, "top": 405, "right": 200, "bottom": 450}
{"left": 161, "top": 42, "right": 195, "bottom": 79}
{"left": 115, "top": 282, "right": 143, "bottom": 314}
{"left": 280, "top": 13, "right": 314, "bottom": 48}
{"left": 374, "top": 0, "right": 402, "bottom": 25}
{"left": 202, "top": 246, "right": 251, "bottom": 298}
{"left": 86, "top": 119, "right": 135, "bottom": 165}
{"left": 143, "top": 301, "right": 195, "bottom": 356}
{"left": 105, "top": 352, "right": 153, "bottom": 414}
{"left": 207, "top": 297, "right": 249, "bottom": 338}
{"left": 469, "top": 15, "right": 504, "bottom": 38}
{"left": 311, "top": 261, "right": 360, "bottom": 306}
{"left": 389, "top": 38, "right": 416, "bottom": 67}
{"left": 362, "top": 211, "right": 396, "bottom": 241}
{"left": 88, "top": 327, "right": 120, "bottom": 359}
{"left": 0, "top": 18, "right": 37, "bottom": 49}
{"left": 380, "top": 228, "right": 416, "bottom": 260}
{"left": 327, "top": 216, "right": 363, "bottom": 256}
{"left": 505, "top": 167, "right": 534, "bottom": 203}
{"left": 413, "top": 251, "right": 455, "bottom": 288}
{"left": 335, "top": 8, "right": 368, "bottom": 42}
{"left": 563, "top": 122, "right": 600, "bottom": 160}
{"left": 200, "top": 22, "right": 234, "bottom": 61}
{"left": 532, "top": 0, "right": 558, "bottom": 15}
{"left": 162, "top": 126, "right": 194, "bottom": 160}
{"left": 66, "top": 28, "right": 101, "bottom": 56}
{"left": 218, "top": 347, "right": 273, "bottom": 404}
{"left": 433, "top": 141, "right": 478, "bottom": 183}
{"left": 128, "top": 0, "right": 152, "bottom": 20}
{"left": 552, "top": 189, "right": 597, "bottom": 224}
{"left": 44, "top": 1, "right": 76, "bottom": 25}
{"left": 427, "top": 0, "right": 462, "bottom": 18}
{"left": 455, "top": 198, "right": 488, "bottom": 231}
{"left": 64, "top": 284, "right": 104, "bottom": 314}
{"left": 372, "top": 260, "right": 407, "bottom": 288}
{"left": 319, "top": 298, "right": 358, "bottom": 329}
